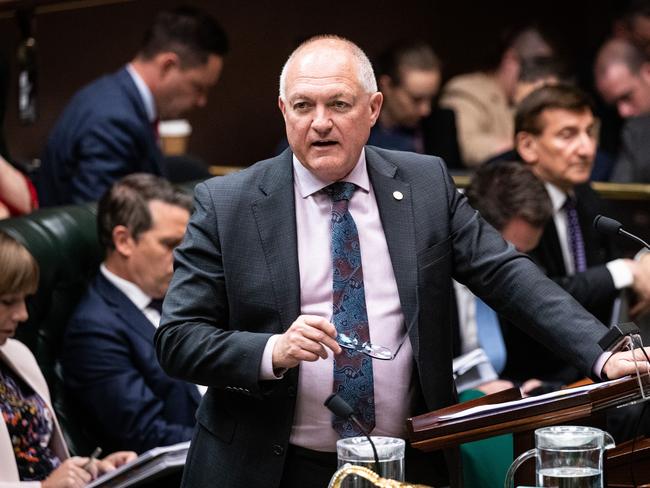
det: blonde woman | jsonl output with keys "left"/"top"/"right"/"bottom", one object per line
{"left": 0, "top": 232, "right": 135, "bottom": 487}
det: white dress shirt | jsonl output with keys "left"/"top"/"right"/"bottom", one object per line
{"left": 126, "top": 64, "right": 157, "bottom": 123}
{"left": 545, "top": 183, "right": 632, "bottom": 289}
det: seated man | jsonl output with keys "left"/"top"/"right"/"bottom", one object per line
{"left": 458, "top": 160, "right": 554, "bottom": 395}
{"left": 595, "top": 37, "right": 650, "bottom": 182}
{"left": 371, "top": 40, "right": 461, "bottom": 166}
{"left": 505, "top": 84, "right": 650, "bottom": 385}
{"left": 61, "top": 173, "right": 199, "bottom": 453}
{"left": 36, "top": 6, "right": 228, "bottom": 206}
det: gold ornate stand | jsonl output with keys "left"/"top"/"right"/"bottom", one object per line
{"left": 327, "top": 464, "right": 432, "bottom": 488}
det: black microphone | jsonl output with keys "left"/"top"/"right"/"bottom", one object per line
{"left": 324, "top": 393, "right": 380, "bottom": 473}
{"left": 593, "top": 215, "right": 650, "bottom": 250}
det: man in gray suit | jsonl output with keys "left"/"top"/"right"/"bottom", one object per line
{"left": 155, "top": 36, "right": 647, "bottom": 488}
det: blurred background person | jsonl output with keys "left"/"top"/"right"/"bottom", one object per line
{"left": 440, "top": 25, "right": 554, "bottom": 167}
{"left": 458, "top": 160, "right": 554, "bottom": 396}
{"left": 371, "top": 40, "right": 461, "bottom": 167}
{"left": 595, "top": 37, "right": 650, "bottom": 182}
{"left": 372, "top": 40, "right": 441, "bottom": 153}
{"left": 36, "top": 6, "right": 228, "bottom": 207}
{"left": 595, "top": 37, "right": 650, "bottom": 119}
{"left": 0, "top": 231, "right": 136, "bottom": 487}
{"left": 613, "top": 0, "right": 650, "bottom": 56}
{"left": 0, "top": 155, "right": 37, "bottom": 219}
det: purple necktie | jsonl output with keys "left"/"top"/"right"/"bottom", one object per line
{"left": 564, "top": 195, "right": 587, "bottom": 273}
{"left": 325, "top": 182, "right": 375, "bottom": 437}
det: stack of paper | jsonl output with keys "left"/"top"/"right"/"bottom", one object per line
{"left": 87, "top": 441, "right": 190, "bottom": 488}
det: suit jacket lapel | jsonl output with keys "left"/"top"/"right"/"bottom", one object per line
{"left": 95, "top": 274, "right": 201, "bottom": 406}
{"left": 114, "top": 67, "right": 164, "bottom": 176}
{"left": 251, "top": 151, "right": 301, "bottom": 331}
{"left": 365, "top": 148, "right": 419, "bottom": 354}
{"left": 95, "top": 273, "right": 157, "bottom": 344}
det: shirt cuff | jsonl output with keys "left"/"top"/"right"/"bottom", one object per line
{"left": 606, "top": 259, "right": 634, "bottom": 289}
{"left": 593, "top": 351, "right": 614, "bottom": 380}
{"left": 259, "top": 334, "right": 286, "bottom": 380}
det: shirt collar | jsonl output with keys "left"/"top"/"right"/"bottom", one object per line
{"left": 544, "top": 182, "right": 569, "bottom": 213}
{"left": 292, "top": 148, "right": 370, "bottom": 198}
{"left": 100, "top": 263, "right": 152, "bottom": 312}
{"left": 126, "top": 64, "right": 157, "bottom": 123}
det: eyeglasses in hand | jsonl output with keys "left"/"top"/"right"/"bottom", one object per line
{"left": 335, "top": 315, "right": 416, "bottom": 361}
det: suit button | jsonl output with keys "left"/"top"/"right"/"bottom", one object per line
{"left": 272, "top": 444, "right": 284, "bottom": 456}
{"left": 287, "top": 385, "right": 296, "bottom": 397}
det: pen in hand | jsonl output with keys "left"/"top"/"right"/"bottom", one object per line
{"left": 82, "top": 446, "right": 103, "bottom": 473}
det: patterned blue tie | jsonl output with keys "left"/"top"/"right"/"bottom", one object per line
{"left": 564, "top": 195, "right": 587, "bottom": 273}
{"left": 475, "top": 297, "right": 507, "bottom": 375}
{"left": 325, "top": 182, "right": 375, "bottom": 437}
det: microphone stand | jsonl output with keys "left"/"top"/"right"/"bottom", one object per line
{"left": 325, "top": 393, "right": 380, "bottom": 474}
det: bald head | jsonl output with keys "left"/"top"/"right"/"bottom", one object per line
{"left": 277, "top": 35, "right": 383, "bottom": 182}
{"left": 595, "top": 38, "right": 650, "bottom": 117}
{"left": 279, "top": 36, "right": 377, "bottom": 99}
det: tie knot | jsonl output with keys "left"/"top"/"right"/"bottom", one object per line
{"left": 324, "top": 182, "right": 356, "bottom": 202}
{"left": 563, "top": 195, "right": 577, "bottom": 211}
{"left": 148, "top": 298, "right": 164, "bottom": 314}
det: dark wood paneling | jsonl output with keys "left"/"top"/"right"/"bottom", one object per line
{"left": 0, "top": 0, "right": 621, "bottom": 168}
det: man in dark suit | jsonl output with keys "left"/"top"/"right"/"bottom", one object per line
{"left": 36, "top": 6, "right": 228, "bottom": 206}
{"left": 595, "top": 38, "right": 650, "bottom": 182}
{"left": 502, "top": 84, "right": 650, "bottom": 385}
{"left": 370, "top": 40, "right": 462, "bottom": 169}
{"left": 62, "top": 174, "right": 199, "bottom": 453}
{"left": 155, "top": 37, "right": 648, "bottom": 488}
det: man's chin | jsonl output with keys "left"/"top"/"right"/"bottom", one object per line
{"left": 570, "top": 170, "right": 592, "bottom": 185}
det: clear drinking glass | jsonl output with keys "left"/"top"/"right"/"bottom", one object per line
{"left": 336, "top": 436, "right": 405, "bottom": 488}
{"left": 505, "top": 425, "right": 615, "bottom": 488}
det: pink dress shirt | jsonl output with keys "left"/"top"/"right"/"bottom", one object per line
{"left": 260, "top": 149, "right": 414, "bottom": 451}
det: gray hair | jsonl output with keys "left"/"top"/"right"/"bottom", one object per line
{"left": 279, "top": 35, "right": 377, "bottom": 99}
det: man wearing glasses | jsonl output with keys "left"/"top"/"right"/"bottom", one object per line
{"left": 155, "top": 36, "right": 648, "bottom": 488}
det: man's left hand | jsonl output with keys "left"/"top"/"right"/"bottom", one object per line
{"left": 602, "top": 347, "right": 650, "bottom": 380}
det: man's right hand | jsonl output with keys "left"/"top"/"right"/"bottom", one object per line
{"left": 272, "top": 315, "right": 342, "bottom": 370}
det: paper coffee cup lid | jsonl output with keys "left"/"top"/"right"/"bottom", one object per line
{"left": 159, "top": 119, "right": 192, "bottom": 137}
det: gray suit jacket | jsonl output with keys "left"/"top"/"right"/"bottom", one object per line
{"left": 155, "top": 146, "right": 608, "bottom": 488}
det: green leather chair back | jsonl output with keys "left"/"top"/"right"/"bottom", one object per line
{"left": 0, "top": 204, "right": 102, "bottom": 454}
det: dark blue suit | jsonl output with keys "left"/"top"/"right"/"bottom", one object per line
{"left": 61, "top": 272, "right": 199, "bottom": 453}
{"left": 37, "top": 67, "right": 164, "bottom": 206}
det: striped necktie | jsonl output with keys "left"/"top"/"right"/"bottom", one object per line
{"left": 564, "top": 195, "right": 587, "bottom": 273}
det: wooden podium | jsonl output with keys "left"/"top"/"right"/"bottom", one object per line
{"left": 407, "top": 375, "right": 650, "bottom": 486}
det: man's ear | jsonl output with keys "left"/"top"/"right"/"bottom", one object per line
{"left": 516, "top": 132, "right": 538, "bottom": 166}
{"left": 112, "top": 225, "right": 134, "bottom": 257}
{"left": 278, "top": 96, "right": 287, "bottom": 118}
{"left": 639, "top": 62, "right": 650, "bottom": 85}
{"left": 369, "top": 91, "right": 384, "bottom": 126}
{"left": 156, "top": 52, "right": 181, "bottom": 78}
